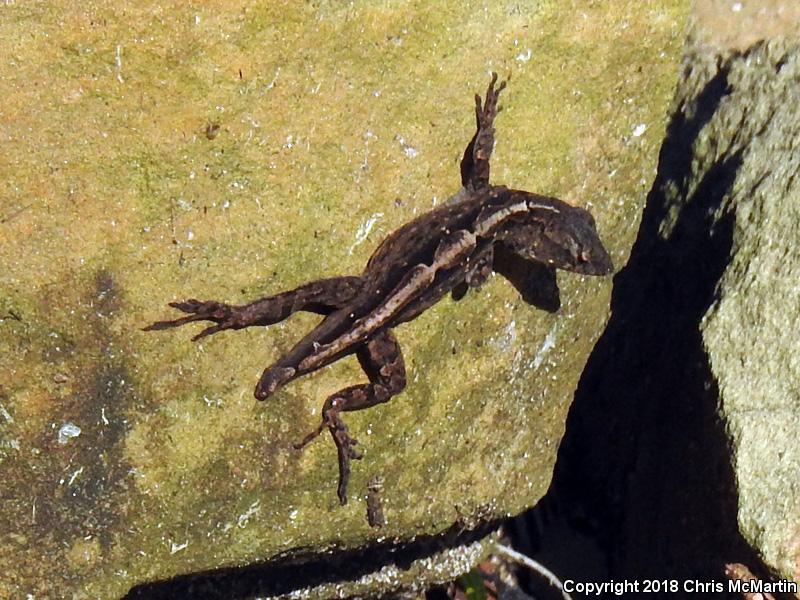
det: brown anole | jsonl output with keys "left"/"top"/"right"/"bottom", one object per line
{"left": 145, "top": 74, "right": 613, "bottom": 504}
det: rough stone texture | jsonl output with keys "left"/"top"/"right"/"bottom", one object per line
{"left": 538, "top": 38, "right": 800, "bottom": 593}
{"left": 700, "top": 40, "right": 800, "bottom": 584}
{"left": 0, "top": 1, "right": 687, "bottom": 597}
{"left": 126, "top": 527, "right": 500, "bottom": 600}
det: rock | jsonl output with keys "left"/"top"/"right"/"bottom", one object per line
{"left": 0, "top": 1, "right": 688, "bottom": 597}
{"left": 700, "top": 39, "right": 800, "bottom": 584}
{"left": 546, "top": 38, "right": 800, "bottom": 588}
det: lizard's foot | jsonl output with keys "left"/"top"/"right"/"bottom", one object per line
{"left": 475, "top": 72, "right": 507, "bottom": 134}
{"left": 293, "top": 399, "right": 362, "bottom": 505}
{"left": 143, "top": 299, "right": 240, "bottom": 341}
{"left": 331, "top": 415, "right": 362, "bottom": 505}
{"left": 460, "top": 73, "right": 508, "bottom": 190}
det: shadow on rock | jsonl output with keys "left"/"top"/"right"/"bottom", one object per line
{"left": 125, "top": 518, "right": 502, "bottom": 599}
{"left": 511, "top": 49, "right": 781, "bottom": 598}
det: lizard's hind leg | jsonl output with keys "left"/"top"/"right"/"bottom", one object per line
{"left": 144, "top": 276, "right": 363, "bottom": 341}
{"left": 294, "top": 329, "right": 406, "bottom": 505}
{"left": 460, "top": 72, "right": 507, "bottom": 192}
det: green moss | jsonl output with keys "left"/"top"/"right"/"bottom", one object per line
{"left": 0, "top": 0, "right": 689, "bottom": 596}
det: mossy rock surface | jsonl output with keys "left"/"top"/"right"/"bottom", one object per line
{"left": 0, "top": 1, "right": 687, "bottom": 597}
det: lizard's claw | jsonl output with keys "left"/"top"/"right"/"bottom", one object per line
{"left": 474, "top": 72, "right": 507, "bottom": 132}
{"left": 143, "top": 299, "right": 239, "bottom": 341}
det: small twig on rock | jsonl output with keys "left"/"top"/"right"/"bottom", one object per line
{"left": 494, "top": 542, "right": 573, "bottom": 600}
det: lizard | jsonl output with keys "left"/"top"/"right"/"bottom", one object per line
{"left": 145, "top": 74, "right": 613, "bottom": 505}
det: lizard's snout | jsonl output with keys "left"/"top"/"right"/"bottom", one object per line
{"left": 578, "top": 246, "right": 614, "bottom": 276}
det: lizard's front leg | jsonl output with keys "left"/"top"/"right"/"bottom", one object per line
{"left": 450, "top": 242, "right": 495, "bottom": 302}
{"left": 144, "top": 276, "right": 363, "bottom": 341}
{"left": 460, "top": 73, "right": 507, "bottom": 192}
{"left": 493, "top": 244, "right": 561, "bottom": 312}
{"left": 294, "top": 329, "right": 406, "bottom": 505}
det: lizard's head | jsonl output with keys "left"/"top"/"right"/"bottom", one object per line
{"left": 504, "top": 199, "right": 614, "bottom": 276}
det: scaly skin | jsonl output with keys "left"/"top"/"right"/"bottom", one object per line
{"left": 145, "top": 74, "right": 613, "bottom": 505}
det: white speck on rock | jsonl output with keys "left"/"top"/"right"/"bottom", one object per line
{"left": 632, "top": 123, "right": 647, "bottom": 137}
{"left": 266, "top": 68, "right": 280, "bottom": 91}
{"left": 532, "top": 326, "right": 557, "bottom": 370}
{"left": 67, "top": 466, "right": 84, "bottom": 486}
{"left": 395, "top": 134, "right": 418, "bottom": 158}
{"left": 57, "top": 422, "right": 81, "bottom": 445}
{"left": 492, "top": 320, "right": 517, "bottom": 352}
{"left": 237, "top": 499, "right": 261, "bottom": 528}
{"left": 515, "top": 48, "right": 532, "bottom": 62}
{"left": 115, "top": 45, "right": 124, "bottom": 84}
{"left": 169, "top": 540, "right": 188, "bottom": 554}
{"left": 349, "top": 213, "right": 383, "bottom": 255}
